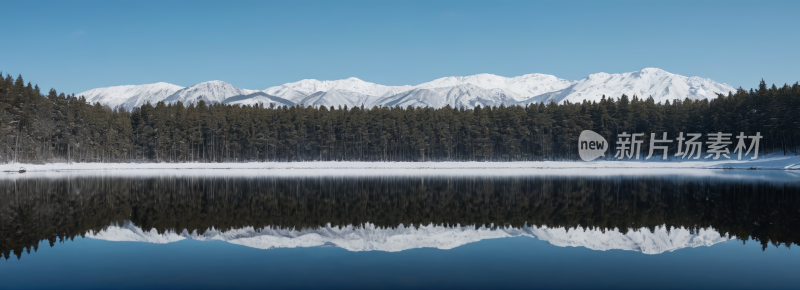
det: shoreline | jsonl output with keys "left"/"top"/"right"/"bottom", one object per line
{"left": 0, "top": 156, "right": 798, "bottom": 182}
{"left": 2, "top": 155, "right": 799, "bottom": 172}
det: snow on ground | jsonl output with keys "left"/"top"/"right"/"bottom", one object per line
{"left": 3, "top": 154, "right": 799, "bottom": 171}
{"left": 1, "top": 155, "right": 799, "bottom": 180}
{"left": 86, "top": 221, "right": 729, "bottom": 255}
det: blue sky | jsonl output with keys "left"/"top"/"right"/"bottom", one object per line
{"left": 2, "top": 0, "right": 798, "bottom": 94}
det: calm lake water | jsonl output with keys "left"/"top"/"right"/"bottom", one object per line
{"left": 1, "top": 172, "right": 799, "bottom": 289}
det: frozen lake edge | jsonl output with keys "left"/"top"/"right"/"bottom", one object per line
{"left": 3, "top": 154, "right": 800, "bottom": 171}
{"left": 1, "top": 156, "right": 799, "bottom": 182}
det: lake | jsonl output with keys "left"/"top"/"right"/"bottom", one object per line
{"left": 1, "top": 171, "right": 799, "bottom": 289}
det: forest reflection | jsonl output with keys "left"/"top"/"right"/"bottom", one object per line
{"left": 1, "top": 175, "right": 798, "bottom": 259}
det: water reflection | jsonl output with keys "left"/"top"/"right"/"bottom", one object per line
{"left": 1, "top": 175, "right": 798, "bottom": 259}
{"left": 87, "top": 221, "right": 728, "bottom": 254}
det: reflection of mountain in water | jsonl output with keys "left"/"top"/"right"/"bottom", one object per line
{"left": 1, "top": 176, "right": 798, "bottom": 259}
{"left": 89, "top": 221, "right": 729, "bottom": 254}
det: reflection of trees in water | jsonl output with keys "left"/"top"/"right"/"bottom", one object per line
{"left": 1, "top": 176, "right": 798, "bottom": 259}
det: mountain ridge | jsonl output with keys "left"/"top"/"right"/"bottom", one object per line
{"left": 78, "top": 68, "right": 738, "bottom": 110}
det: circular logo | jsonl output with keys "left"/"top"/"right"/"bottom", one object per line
{"left": 578, "top": 130, "right": 608, "bottom": 161}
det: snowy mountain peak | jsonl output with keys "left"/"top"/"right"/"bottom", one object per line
{"left": 262, "top": 77, "right": 414, "bottom": 107}
{"left": 556, "top": 68, "right": 737, "bottom": 104}
{"left": 639, "top": 67, "right": 666, "bottom": 73}
{"left": 419, "top": 73, "right": 507, "bottom": 89}
{"left": 147, "top": 81, "right": 178, "bottom": 86}
{"left": 266, "top": 77, "right": 410, "bottom": 96}
{"left": 198, "top": 80, "right": 231, "bottom": 86}
{"left": 78, "top": 82, "right": 184, "bottom": 109}
{"left": 163, "top": 80, "right": 258, "bottom": 105}
{"left": 78, "top": 68, "right": 737, "bottom": 110}
{"left": 188, "top": 80, "right": 237, "bottom": 88}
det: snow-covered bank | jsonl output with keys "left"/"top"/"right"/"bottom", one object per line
{"left": 86, "top": 221, "right": 729, "bottom": 255}
{"left": 1, "top": 155, "right": 798, "bottom": 180}
{"left": 2, "top": 157, "right": 799, "bottom": 181}
{"left": 5, "top": 155, "right": 799, "bottom": 172}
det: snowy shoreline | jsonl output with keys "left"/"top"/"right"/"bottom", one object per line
{"left": 3, "top": 155, "right": 799, "bottom": 172}
{"left": 0, "top": 155, "right": 798, "bottom": 181}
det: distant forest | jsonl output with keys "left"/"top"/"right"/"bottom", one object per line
{"left": 1, "top": 72, "right": 798, "bottom": 162}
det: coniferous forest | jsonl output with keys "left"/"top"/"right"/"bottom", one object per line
{"left": 1, "top": 72, "right": 798, "bottom": 163}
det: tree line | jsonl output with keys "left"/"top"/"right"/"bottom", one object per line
{"left": 2, "top": 175, "right": 797, "bottom": 260}
{"left": 1, "top": 72, "right": 798, "bottom": 162}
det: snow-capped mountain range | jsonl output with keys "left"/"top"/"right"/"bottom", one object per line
{"left": 78, "top": 82, "right": 184, "bottom": 110}
{"left": 87, "top": 221, "right": 730, "bottom": 255}
{"left": 78, "top": 68, "right": 738, "bottom": 110}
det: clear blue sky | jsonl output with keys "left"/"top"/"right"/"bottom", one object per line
{"left": 2, "top": 0, "right": 798, "bottom": 94}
